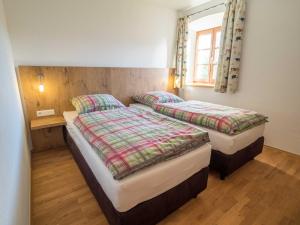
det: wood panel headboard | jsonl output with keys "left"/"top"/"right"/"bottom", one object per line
{"left": 18, "top": 66, "right": 176, "bottom": 125}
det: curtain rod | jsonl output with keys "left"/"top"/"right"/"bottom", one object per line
{"left": 187, "top": 3, "right": 225, "bottom": 17}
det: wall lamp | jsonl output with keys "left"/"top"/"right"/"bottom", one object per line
{"left": 37, "top": 73, "right": 45, "bottom": 92}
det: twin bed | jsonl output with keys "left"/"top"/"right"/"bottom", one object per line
{"left": 130, "top": 100, "right": 266, "bottom": 179}
{"left": 63, "top": 92, "right": 267, "bottom": 225}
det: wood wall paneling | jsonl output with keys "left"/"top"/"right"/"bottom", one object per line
{"left": 18, "top": 65, "right": 176, "bottom": 133}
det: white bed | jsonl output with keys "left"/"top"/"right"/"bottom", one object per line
{"left": 63, "top": 111, "right": 211, "bottom": 212}
{"left": 129, "top": 103, "right": 265, "bottom": 155}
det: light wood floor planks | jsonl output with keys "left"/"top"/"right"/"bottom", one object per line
{"left": 31, "top": 146, "right": 300, "bottom": 225}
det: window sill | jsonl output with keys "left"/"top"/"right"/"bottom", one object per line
{"left": 185, "top": 83, "right": 215, "bottom": 88}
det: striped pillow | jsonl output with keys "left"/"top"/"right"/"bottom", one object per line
{"left": 72, "top": 94, "right": 125, "bottom": 114}
{"left": 133, "top": 91, "right": 184, "bottom": 107}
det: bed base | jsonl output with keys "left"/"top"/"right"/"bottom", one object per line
{"left": 65, "top": 128, "right": 209, "bottom": 225}
{"left": 210, "top": 136, "right": 264, "bottom": 180}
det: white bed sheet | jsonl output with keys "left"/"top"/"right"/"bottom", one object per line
{"left": 129, "top": 103, "right": 265, "bottom": 155}
{"left": 63, "top": 111, "right": 211, "bottom": 212}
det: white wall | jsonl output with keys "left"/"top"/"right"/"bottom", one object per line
{"left": 0, "top": 0, "right": 31, "bottom": 224}
{"left": 180, "top": 0, "right": 225, "bottom": 20}
{"left": 3, "top": 0, "right": 177, "bottom": 68}
{"left": 182, "top": 0, "right": 300, "bottom": 155}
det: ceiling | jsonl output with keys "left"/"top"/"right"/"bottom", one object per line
{"left": 144, "top": 0, "right": 212, "bottom": 10}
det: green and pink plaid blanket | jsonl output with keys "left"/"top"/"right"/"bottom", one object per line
{"left": 74, "top": 108, "right": 209, "bottom": 180}
{"left": 153, "top": 101, "right": 268, "bottom": 135}
{"left": 133, "top": 91, "right": 184, "bottom": 107}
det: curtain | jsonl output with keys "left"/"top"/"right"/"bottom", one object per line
{"left": 174, "top": 17, "right": 189, "bottom": 88}
{"left": 215, "top": 0, "right": 246, "bottom": 93}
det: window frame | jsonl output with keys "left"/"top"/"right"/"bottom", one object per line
{"left": 191, "top": 26, "right": 221, "bottom": 87}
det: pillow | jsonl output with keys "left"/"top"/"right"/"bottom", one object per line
{"left": 72, "top": 94, "right": 125, "bottom": 114}
{"left": 133, "top": 91, "right": 184, "bottom": 107}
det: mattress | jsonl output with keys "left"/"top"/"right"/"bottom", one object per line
{"left": 129, "top": 103, "right": 265, "bottom": 155}
{"left": 63, "top": 111, "right": 211, "bottom": 212}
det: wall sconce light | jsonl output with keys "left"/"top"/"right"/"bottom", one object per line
{"left": 37, "top": 73, "right": 45, "bottom": 92}
{"left": 174, "top": 76, "right": 180, "bottom": 89}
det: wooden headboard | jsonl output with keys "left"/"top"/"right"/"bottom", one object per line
{"left": 18, "top": 66, "right": 176, "bottom": 125}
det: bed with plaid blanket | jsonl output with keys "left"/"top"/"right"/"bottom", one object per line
{"left": 153, "top": 101, "right": 268, "bottom": 136}
{"left": 74, "top": 108, "right": 209, "bottom": 180}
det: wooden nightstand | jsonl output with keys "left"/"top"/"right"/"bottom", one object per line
{"left": 30, "top": 116, "right": 67, "bottom": 152}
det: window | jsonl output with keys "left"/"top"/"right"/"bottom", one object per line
{"left": 192, "top": 27, "right": 221, "bottom": 86}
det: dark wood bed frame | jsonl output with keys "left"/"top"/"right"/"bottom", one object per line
{"left": 210, "top": 136, "right": 264, "bottom": 180}
{"left": 64, "top": 128, "right": 209, "bottom": 225}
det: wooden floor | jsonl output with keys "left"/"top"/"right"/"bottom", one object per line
{"left": 32, "top": 146, "right": 300, "bottom": 225}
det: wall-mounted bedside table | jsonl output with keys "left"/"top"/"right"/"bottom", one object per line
{"left": 30, "top": 116, "right": 66, "bottom": 152}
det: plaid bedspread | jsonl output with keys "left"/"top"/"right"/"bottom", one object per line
{"left": 153, "top": 101, "right": 268, "bottom": 135}
{"left": 74, "top": 108, "right": 209, "bottom": 180}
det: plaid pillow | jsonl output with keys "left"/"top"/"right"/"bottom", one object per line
{"left": 133, "top": 91, "right": 183, "bottom": 107}
{"left": 72, "top": 94, "right": 125, "bottom": 114}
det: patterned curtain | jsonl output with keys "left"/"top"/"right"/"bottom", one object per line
{"left": 215, "top": 0, "right": 246, "bottom": 93}
{"left": 174, "top": 17, "right": 189, "bottom": 88}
